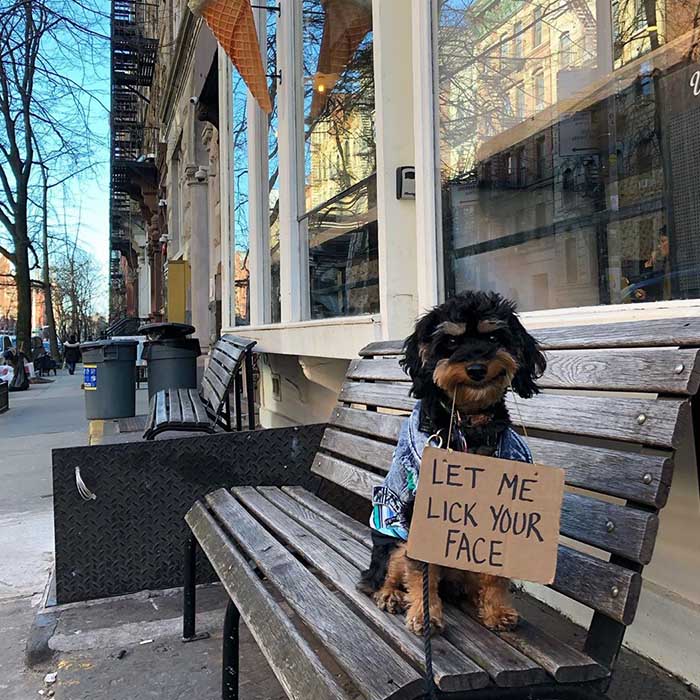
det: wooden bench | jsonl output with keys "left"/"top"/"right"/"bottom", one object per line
{"left": 143, "top": 335, "right": 256, "bottom": 440}
{"left": 183, "top": 316, "right": 700, "bottom": 700}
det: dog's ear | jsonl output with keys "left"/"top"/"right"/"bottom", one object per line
{"left": 510, "top": 315, "right": 546, "bottom": 399}
{"left": 400, "top": 311, "right": 436, "bottom": 398}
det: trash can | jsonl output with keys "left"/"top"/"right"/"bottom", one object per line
{"left": 81, "top": 339, "right": 138, "bottom": 420}
{"left": 139, "top": 322, "right": 201, "bottom": 399}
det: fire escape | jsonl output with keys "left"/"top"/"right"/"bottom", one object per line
{"left": 109, "top": 0, "right": 157, "bottom": 322}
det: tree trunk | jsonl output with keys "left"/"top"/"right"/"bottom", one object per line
{"left": 40, "top": 171, "right": 60, "bottom": 359}
{"left": 14, "top": 238, "right": 32, "bottom": 359}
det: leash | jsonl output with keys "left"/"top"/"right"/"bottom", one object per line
{"left": 422, "top": 561, "right": 437, "bottom": 699}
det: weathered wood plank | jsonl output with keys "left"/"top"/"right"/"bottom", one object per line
{"left": 154, "top": 390, "right": 167, "bottom": 427}
{"left": 560, "top": 493, "right": 659, "bottom": 564}
{"left": 282, "top": 486, "right": 374, "bottom": 547}
{"left": 360, "top": 318, "right": 700, "bottom": 354}
{"left": 145, "top": 395, "right": 156, "bottom": 432}
{"left": 321, "top": 428, "right": 395, "bottom": 473}
{"left": 179, "top": 388, "right": 196, "bottom": 424}
{"left": 330, "top": 406, "right": 405, "bottom": 442}
{"left": 339, "top": 381, "right": 415, "bottom": 411}
{"left": 168, "top": 388, "right": 182, "bottom": 424}
{"left": 552, "top": 545, "right": 641, "bottom": 625}
{"left": 539, "top": 348, "right": 700, "bottom": 394}
{"left": 339, "top": 380, "right": 689, "bottom": 447}
{"left": 349, "top": 348, "right": 700, "bottom": 394}
{"left": 325, "top": 411, "right": 671, "bottom": 506}
{"left": 257, "top": 487, "right": 372, "bottom": 566}
{"left": 534, "top": 317, "right": 700, "bottom": 350}
{"left": 276, "top": 488, "right": 605, "bottom": 685}
{"left": 505, "top": 393, "right": 689, "bottom": 448}
{"left": 185, "top": 503, "right": 351, "bottom": 700}
{"left": 498, "top": 619, "right": 607, "bottom": 683}
{"left": 202, "top": 369, "right": 228, "bottom": 409}
{"left": 205, "top": 489, "right": 424, "bottom": 700}
{"left": 527, "top": 437, "right": 672, "bottom": 508}
{"left": 312, "top": 453, "right": 382, "bottom": 497}
{"left": 440, "top": 609, "right": 548, "bottom": 687}
{"left": 236, "top": 487, "right": 489, "bottom": 692}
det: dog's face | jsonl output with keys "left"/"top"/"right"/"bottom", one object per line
{"left": 401, "top": 291, "right": 546, "bottom": 410}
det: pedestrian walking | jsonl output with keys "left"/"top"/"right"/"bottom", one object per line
{"left": 63, "top": 335, "right": 81, "bottom": 375}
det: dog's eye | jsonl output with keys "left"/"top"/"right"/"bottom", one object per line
{"left": 446, "top": 337, "right": 459, "bottom": 349}
{"left": 488, "top": 335, "right": 498, "bottom": 343}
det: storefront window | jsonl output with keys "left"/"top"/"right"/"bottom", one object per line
{"left": 438, "top": 0, "right": 700, "bottom": 311}
{"left": 301, "top": 0, "right": 378, "bottom": 318}
{"left": 267, "top": 9, "right": 281, "bottom": 323}
{"left": 232, "top": 68, "right": 250, "bottom": 325}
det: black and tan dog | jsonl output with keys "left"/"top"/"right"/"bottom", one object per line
{"left": 358, "top": 291, "right": 546, "bottom": 635}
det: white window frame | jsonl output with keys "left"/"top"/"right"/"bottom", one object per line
{"left": 415, "top": 0, "right": 700, "bottom": 326}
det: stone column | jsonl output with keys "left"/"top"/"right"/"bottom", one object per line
{"left": 185, "top": 164, "right": 211, "bottom": 350}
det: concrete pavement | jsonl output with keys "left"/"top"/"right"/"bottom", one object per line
{"left": 0, "top": 370, "right": 88, "bottom": 697}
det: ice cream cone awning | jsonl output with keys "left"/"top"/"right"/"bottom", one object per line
{"left": 189, "top": 0, "right": 272, "bottom": 114}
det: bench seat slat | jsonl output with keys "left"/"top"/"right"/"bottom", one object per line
{"left": 168, "top": 388, "right": 182, "bottom": 424}
{"left": 179, "top": 388, "right": 197, "bottom": 424}
{"left": 201, "top": 372, "right": 227, "bottom": 413}
{"left": 155, "top": 390, "right": 167, "bottom": 426}
{"left": 210, "top": 347, "right": 238, "bottom": 373}
{"left": 339, "top": 381, "right": 690, "bottom": 448}
{"left": 282, "top": 486, "right": 374, "bottom": 547}
{"left": 185, "top": 502, "right": 351, "bottom": 700}
{"left": 205, "top": 356, "right": 230, "bottom": 387}
{"left": 262, "top": 487, "right": 606, "bottom": 685}
{"left": 499, "top": 619, "right": 608, "bottom": 683}
{"left": 329, "top": 407, "right": 672, "bottom": 507}
{"left": 188, "top": 389, "right": 209, "bottom": 424}
{"left": 235, "top": 487, "right": 489, "bottom": 692}
{"left": 205, "top": 489, "right": 425, "bottom": 700}
{"left": 254, "top": 488, "right": 549, "bottom": 688}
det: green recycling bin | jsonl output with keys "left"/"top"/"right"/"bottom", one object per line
{"left": 81, "top": 339, "right": 138, "bottom": 419}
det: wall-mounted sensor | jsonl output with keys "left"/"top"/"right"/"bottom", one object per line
{"left": 396, "top": 166, "right": 416, "bottom": 200}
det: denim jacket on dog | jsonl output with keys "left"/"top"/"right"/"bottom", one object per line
{"left": 370, "top": 401, "right": 533, "bottom": 540}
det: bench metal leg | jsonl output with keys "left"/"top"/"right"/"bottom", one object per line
{"left": 245, "top": 352, "right": 255, "bottom": 430}
{"left": 234, "top": 371, "right": 243, "bottom": 432}
{"left": 182, "top": 534, "right": 210, "bottom": 643}
{"left": 222, "top": 599, "right": 240, "bottom": 700}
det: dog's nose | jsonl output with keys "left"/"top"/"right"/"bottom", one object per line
{"left": 466, "top": 363, "right": 488, "bottom": 381}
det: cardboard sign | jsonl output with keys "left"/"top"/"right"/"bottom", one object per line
{"left": 407, "top": 447, "right": 565, "bottom": 584}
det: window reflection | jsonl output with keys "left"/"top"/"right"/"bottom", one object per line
{"left": 301, "top": 0, "right": 378, "bottom": 319}
{"left": 268, "top": 9, "right": 281, "bottom": 323}
{"left": 232, "top": 69, "right": 250, "bottom": 326}
{"left": 438, "top": 0, "right": 700, "bottom": 311}
{"left": 307, "top": 175, "right": 378, "bottom": 319}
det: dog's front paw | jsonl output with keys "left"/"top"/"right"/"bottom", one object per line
{"left": 479, "top": 605, "right": 519, "bottom": 631}
{"left": 405, "top": 604, "right": 444, "bottom": 636}
{"left": 374, "top": 588, "right": 407, "bottom": 614}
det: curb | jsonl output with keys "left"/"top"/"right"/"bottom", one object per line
{"left": 25, "top": 609, "right": 59, "bottom": 667}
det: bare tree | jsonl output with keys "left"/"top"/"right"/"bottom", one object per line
{"left": 0, "top": 0, "right": 107, "bottom": 356}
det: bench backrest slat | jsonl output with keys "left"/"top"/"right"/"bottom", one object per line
{"left": 314, "top": 321, "right": 700, "bottom": 631}
{"left": 200, "top": 335, "right": 256, "bottom": 418}
{"left": 337, "top": 379, "right": 690, "bottom": 449}
{"left": 350, "top": 347, "right": 700, "bottom": 394}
